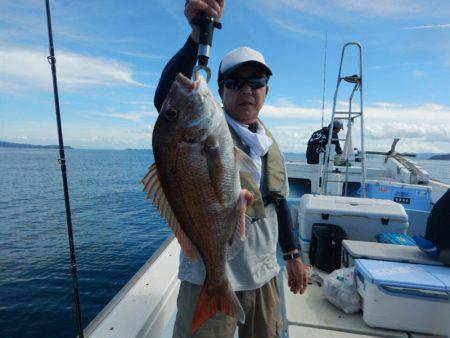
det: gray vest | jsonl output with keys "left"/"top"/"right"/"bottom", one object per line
{"left": 229, "top": 119, "right": 288, "bottom": 219}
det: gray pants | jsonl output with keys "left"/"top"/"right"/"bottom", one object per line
{"left": 173, "top": 277, "right": 282, "bottom": 338}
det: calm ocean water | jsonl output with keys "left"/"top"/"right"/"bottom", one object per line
{"left": 0, "top": 148, "right": 449, "bottom": 337}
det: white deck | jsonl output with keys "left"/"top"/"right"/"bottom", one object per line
{"left": 281, "top": 270, "right": 408, "bottom": 338}
{"left": 281, "top": 267, "right": 447, "bottom": 338}
{"left": 85, "top": 237, "right": 448, "bottom": 338}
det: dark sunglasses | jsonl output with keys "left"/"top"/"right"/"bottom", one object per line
{"left": 221, "top": 76, "right": 268, "bottom": 90}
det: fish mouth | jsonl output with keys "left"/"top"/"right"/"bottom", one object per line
{"left": 176, "top": 73, "right": 200, "bottom": 90}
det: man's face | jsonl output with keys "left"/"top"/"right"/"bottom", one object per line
{"left": 218, "top": 64, "right": 269, "bottom": 124}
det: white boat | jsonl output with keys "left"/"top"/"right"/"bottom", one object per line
{"left": 82, "top": 149, "right": 448, "bottom": 338}
{"left": 83, "top": 43, "right": 449, "bottom": 338}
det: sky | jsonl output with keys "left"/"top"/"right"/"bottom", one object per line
{"left": 0, "top": 0, "right": 449, "bottom": 153}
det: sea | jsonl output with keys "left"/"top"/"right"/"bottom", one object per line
{"left": 0, "top": 148, "right": 449, "bottom": 338}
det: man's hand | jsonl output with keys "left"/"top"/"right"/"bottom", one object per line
{"left": 286, "top": 258, "right": 307, "bottom": 294}
{"left": 184, "top": 0, "right": 226, "bottom": 43}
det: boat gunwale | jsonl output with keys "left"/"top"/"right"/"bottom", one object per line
{"left": 83, "top": 234, "right": 175, "bottom": 336}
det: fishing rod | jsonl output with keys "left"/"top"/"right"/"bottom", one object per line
{"left": 44, "top": 1, "right": 84, "bottom": 337}
{"left": 192, "top": 8, "right": 222, "bottom": 82}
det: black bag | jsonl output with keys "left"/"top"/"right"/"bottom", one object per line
{"left": 309, "top": 223, "right": 347, "bottom": 273}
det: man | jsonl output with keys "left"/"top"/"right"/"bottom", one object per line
{"left": 154, "top": 1, "right": 307, "bottom": 337}
{"left": 414, "top": 189, "right": 450, "bottom": 266}
{"left": 306, "top": 120, "right": 344, "bottom": 165}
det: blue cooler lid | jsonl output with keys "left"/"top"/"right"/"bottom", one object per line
{"left": 355, "top": 259, "right": 447, "bottom": 292}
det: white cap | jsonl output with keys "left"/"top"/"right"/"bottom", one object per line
{"left": 218, "top": 47, "right": 272, "bottom": 82}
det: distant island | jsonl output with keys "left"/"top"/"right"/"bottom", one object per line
{"left": 428, "top": 154, "right": 450, "bottom": 161}
{"left": 0, "top": 141, "right": 72, "bottom": 149}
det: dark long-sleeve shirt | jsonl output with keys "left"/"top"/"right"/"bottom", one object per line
{"left": 154, "top": 37, "right": 198, "bottom": 112}
{"left": 306, "top": 127, "right": 343, "bottom": 164}
{"left": 153, "top": 36, "right": 298, "bottom": 254}
{"left": 426, "top": 189, "right": 450, "bottom": 250}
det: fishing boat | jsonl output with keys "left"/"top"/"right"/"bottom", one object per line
{"left": 81, "top": 43, "right": 450, "bottom": 338}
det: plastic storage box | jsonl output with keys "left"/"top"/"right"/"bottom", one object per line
{"left": 341, "top": 240, "right": 443, "bottom": 268}
{"left": 299, "top": 195, "right": 409, "bottom": 260}
{"left": 355, "top": 259, "right": 450, "bottom": 335}
{"left": 363, "top": 180, "right": 432, "bottom": 212}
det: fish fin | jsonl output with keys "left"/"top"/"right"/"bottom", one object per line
{"left": 204, "top": 138, "right": 224, "bottom": 205}
{"left": 192, "top": 280, "right": 245, "bottom": 333}
{"left": 234, "top": 146, "right": 259, "bottom": 173}
{"left": 228, "top": 190, "right": 253, "bottom": 260}
{"left": 235, "top": 190, "right": 250, "bottom": 240}
{"left": 142, "top": 164, "right": 199, "bottom": 260}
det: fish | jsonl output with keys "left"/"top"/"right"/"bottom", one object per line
{"left": 142, "top": 73, "right": 256, "bottom": 333}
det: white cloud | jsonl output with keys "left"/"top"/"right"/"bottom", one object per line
{"left": 271, "top": 19, "right": 323, "bottom": 38}
{"left": 254, "top": 0, "right": 446, "bottom": 20}
{"left": 98, "top": 111, "right": 157, "bottom": 123}
{"left": 117, "top": 51, "right": 166, "bottom": 59}
{"left": 3, "top": 120, "right": 153, "bottom": 149}
{"left": 332, "top": 0, "right": 421, "bottom": 17}
{"left": 371, "top": 101, "right": 403, "bottom": 108}
{"left": 402, "top": 23, "right": 450, "bottom": 30}
{"left": 263, "top": 103, "right": 321, "bottom": 119}
{"left": 0, "top": 48, "right": 149, "bottom": 91}
{"left": 413, "top": 70, "right": 426, "bottom": 77}
{"left": 260, "top": 99, "right": 450, "bottom": 153}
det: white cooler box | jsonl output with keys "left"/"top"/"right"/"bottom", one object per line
{"left": 355, "top": 259, "right": 450, "bottom": 335}
{"left": 299, "top": 194, "right": 409, "bottom": 259}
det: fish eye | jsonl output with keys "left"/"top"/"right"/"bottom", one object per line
{"left": 164, "top": 108, "right": 178, "bottom": 122}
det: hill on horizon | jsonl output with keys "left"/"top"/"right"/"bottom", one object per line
{"left": 0, "top": 141, "right": 72, "bottom": 149}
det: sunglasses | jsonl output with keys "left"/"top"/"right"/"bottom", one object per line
{"left": 221, "top": 75, "right": 268, "bottom": 90}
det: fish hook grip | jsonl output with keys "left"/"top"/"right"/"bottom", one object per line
{"left": 192, "top": 14, "right": 222, "bottom": 83}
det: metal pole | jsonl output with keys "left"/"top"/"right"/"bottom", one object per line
{"left": 321, "top": 32, "right": 328, "bottom": 129}
{"left": 44, "top": 1, "right": 84, "bottom": 337}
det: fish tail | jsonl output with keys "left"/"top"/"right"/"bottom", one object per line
{"left": 191, "top": 280, "right": 244, "bottom": 333}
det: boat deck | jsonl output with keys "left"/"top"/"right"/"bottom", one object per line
{"left": 85, "top": 236, "right": 447, "bottom": 338}
{"left": 281, "top": 267, "right": 446, "bottom": 338}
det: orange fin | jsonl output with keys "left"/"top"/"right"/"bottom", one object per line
{"left": 142, "top": 163, "right": 199, "bottom": 260}
{"left": 234, "top": 190, "right": 251, "bottom": 240}
{"left": 192, "top": 280, "right": 245, "bottom": 333}
{"left": 228, "top": 190, "right": 253, "bottom": 260}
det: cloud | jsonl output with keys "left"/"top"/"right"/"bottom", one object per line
{"left": 371, "top": 102, "right": 403, "bottom": 108}
{"left": 253, "top": 0, "right": 446, "bottom": 20}
{"left": 332, "top": 0, "right": 421, "bottom": 17}
{"left": 117, "top": 51, "right": 166, "bottom": 60}
{"left": 0, "top": 47, "right": 149, "bottom": 91}
{"left": 263, "top": 103, "right": 321, "bottom": 119}
{"left": 98, "top": 111, "right": 157, "bottom": 123}
{"left": 271, "top": 19, "right": 323, "bottom": 38}
{"left": 412, "top": 70, "right": 426, "bottom": 77}
{"left": 402, "top": 23, "right": 450, "bottom": 30}
{"left": 3, "top": 120, "right": 154, "bottom": 149}
{"left": 260, "top": 99, "right": 450, "bottom": 153}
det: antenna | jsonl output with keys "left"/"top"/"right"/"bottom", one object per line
{"left": 321, "top": 32, "right": 328, "bottom": 128}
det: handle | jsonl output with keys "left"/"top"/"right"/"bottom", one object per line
{"left": 380, "top": 284, "right": 449, "bottom": 301}
{"left": 192, "top": 14, "right": 222, "bottom": 67}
